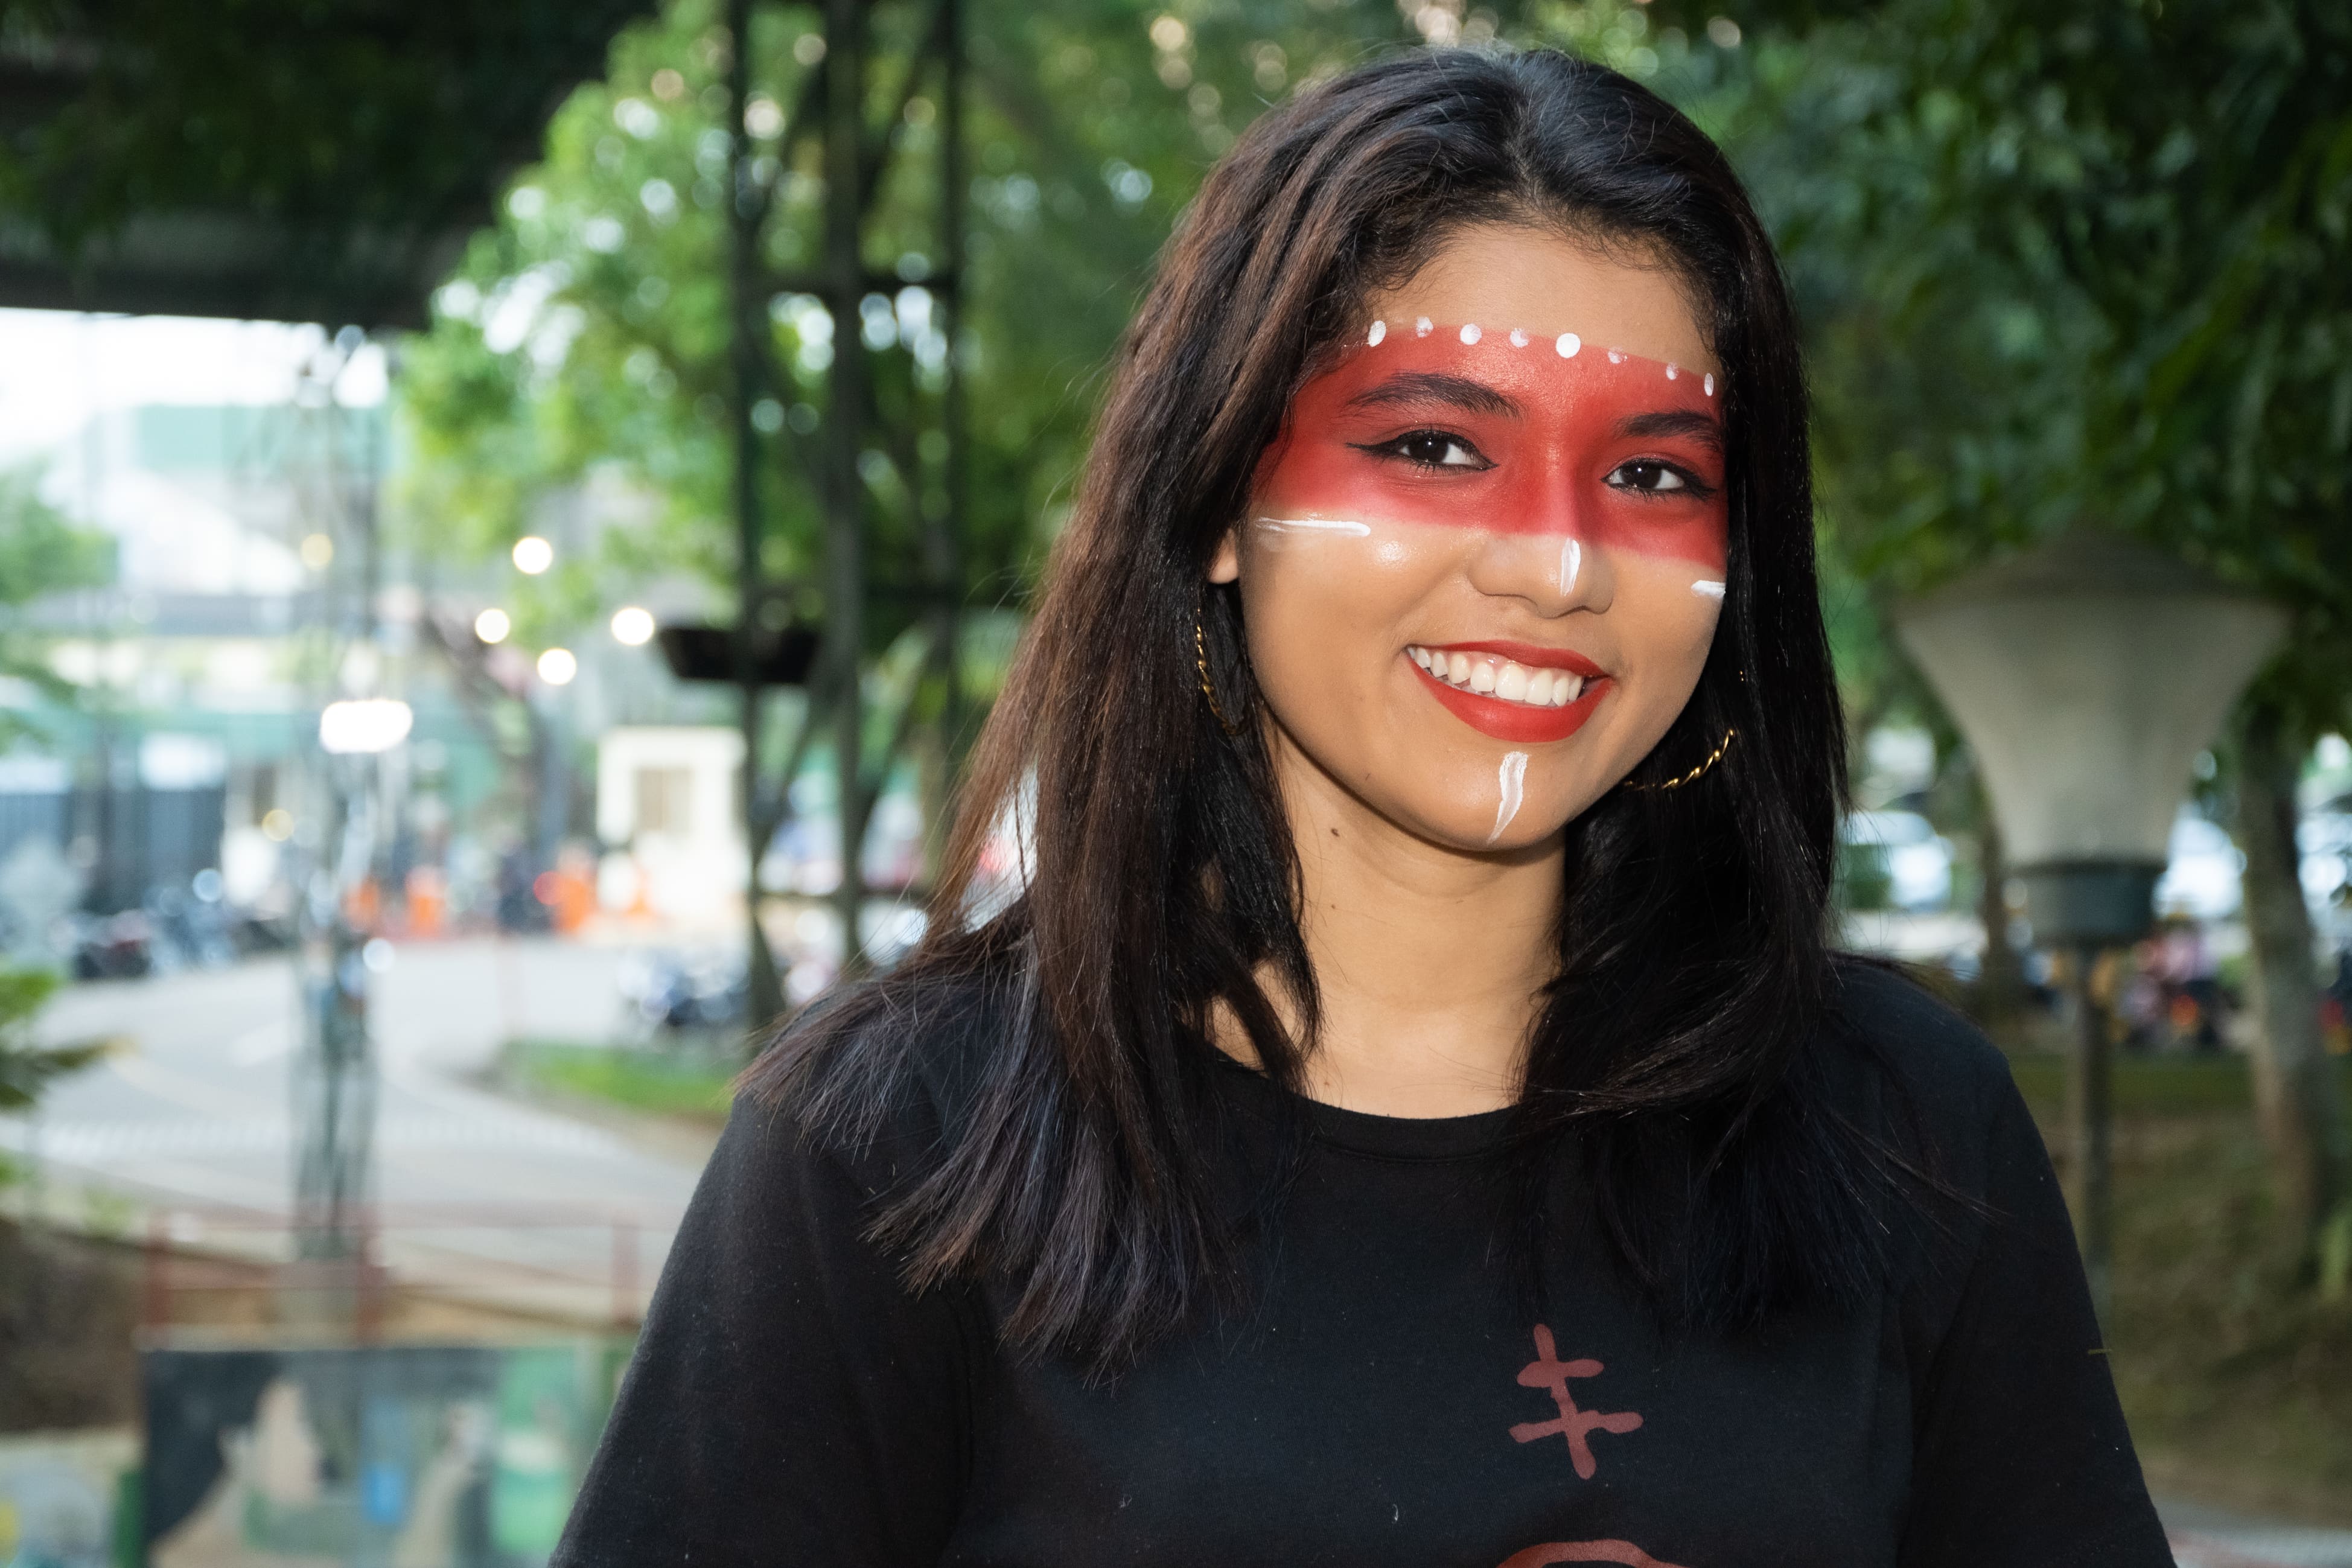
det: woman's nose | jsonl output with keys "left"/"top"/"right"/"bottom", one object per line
{"left": 1464, "top": 525, "right": 1613, "bottom": 616}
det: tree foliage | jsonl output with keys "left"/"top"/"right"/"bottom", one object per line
{"left": 394, "top": 0, "right": 1495, "bottom": 659}
{"left": 0, "top": 468, "right": 114, "bottom": 1141}
{"left": 1715, "top": 0, "right": 2352, "bottom": 726}
{"left": 0, "top": 466, "right": 114, "bottom": 742}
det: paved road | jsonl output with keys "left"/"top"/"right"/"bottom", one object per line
{"left": 0, "top": 937, "right": 710, "bottom": 1325}
{"left": 2163, "top": 1498, "right": 2352, "bottom": 1568}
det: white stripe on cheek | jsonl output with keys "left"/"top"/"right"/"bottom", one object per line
{"left": 1691, "top": 579, "right": 1726, "bottom": 600}
{"left": 1254, "top": 516, "right": 1374, "bottom": 537}
{"left": 1487, "top": 751, "right": 1529, "bottom": 847}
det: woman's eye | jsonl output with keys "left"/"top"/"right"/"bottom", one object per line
{"left": 1365, "top": 430, "right": 1491, "bottom": 470}
{"left": 1607, "top": 459, "right": 1697, "bottom": 494}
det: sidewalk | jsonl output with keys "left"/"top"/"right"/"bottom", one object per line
{"left": 2164, "top": 1497, "right": 2352, "bottom": 1568}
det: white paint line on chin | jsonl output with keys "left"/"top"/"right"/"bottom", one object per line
{"left": 1487, "top": 750, "right": 1529, "bottom": 847}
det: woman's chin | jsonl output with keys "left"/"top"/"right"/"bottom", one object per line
{"left": 1382, "top": 802, "right": 1567, "bottom": 858}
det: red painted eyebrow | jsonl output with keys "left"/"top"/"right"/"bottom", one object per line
{"left": 1617, "top": 409, "right": 1724, "bottom": 453}
{"left": 1342, "top": 372, "right": 1519, "bottom": 418}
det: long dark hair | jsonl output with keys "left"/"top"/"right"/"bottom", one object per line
{"left": 750, "top": 48, "right": 1896, "bottom": 1373}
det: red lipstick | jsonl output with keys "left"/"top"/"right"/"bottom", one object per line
{"left": 1407, "top": 643, "right": 1610, "bottom": 744}
{"left": 1424, "top": 640, "right": 1603, "bottom": 675}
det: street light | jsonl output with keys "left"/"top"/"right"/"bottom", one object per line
{"left": 317, "top": 697, "right": 414, "bottom": 755}
{"left": 1894, "top": 532, "right": 2286, "bottom": 1315}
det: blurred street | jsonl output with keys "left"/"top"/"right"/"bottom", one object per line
{"left": 2, "top": 940, "right": 701, "bottom": 1322}
{"left": 2164, "top": 1499, "right": 2352, "bottom": 1568}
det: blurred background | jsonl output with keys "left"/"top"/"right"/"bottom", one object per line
{"left": 0, "top": 0, "right": 2344, "bottom": 1562}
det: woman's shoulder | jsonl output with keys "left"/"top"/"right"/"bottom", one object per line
{"left": 733, "top": 966, "right": 1012, "bottom": 1195}
{"left": 1815, "top": 954, "right": 2032, "bottom": 1159}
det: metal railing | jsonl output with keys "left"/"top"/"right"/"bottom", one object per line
{"left": 139, "top": 1202, "right": 665, "bottom": 1338}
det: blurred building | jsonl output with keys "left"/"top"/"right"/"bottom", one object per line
{"left": 0, "top": 401, "right": 506, "bottom": 952}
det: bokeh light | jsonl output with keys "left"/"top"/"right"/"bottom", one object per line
{"left": 610, "top": 606, "right": 657, "bottom": 646}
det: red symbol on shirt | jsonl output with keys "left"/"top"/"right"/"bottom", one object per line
{"left": 1509, "top": 1324, "right": 1643, "bottom": 1480}
{"left": 1497, "top": 1541, "right": 1691, "bottom": 1568}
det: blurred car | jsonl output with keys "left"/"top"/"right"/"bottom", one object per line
{"left": 616, "top": 948, "right": 747, "bottom": 1036}
{"left": 1838, "top": 810, "right": 1954, "bottom": 912}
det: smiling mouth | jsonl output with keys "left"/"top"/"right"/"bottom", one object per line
{"left": 1406, "top": 645, "right": 1586, "bottom": 709}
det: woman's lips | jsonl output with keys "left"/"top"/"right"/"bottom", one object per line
{"left": 1406, "top": 642, "right": 1610, "bottom": 743}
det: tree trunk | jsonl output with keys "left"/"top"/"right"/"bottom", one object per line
{"left": 1971, "top": 800, "right": 2029, "bottom": 1036}
{"left": 725, "top": 0, "right": 785, "bottom": 1034}
{"left": 2236, "top": 705, "right": 2352, "bottom": 1278}
{"left": 823, "top": 0, "right": 872, "bottom": 981}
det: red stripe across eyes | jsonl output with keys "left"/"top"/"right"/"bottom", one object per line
{"left": 1255, "top": 331, "right": 1730, "bottom": 570}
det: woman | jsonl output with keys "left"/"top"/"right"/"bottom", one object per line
{"left": 558, "top": 48, "right": 2170, "bottom": 1567}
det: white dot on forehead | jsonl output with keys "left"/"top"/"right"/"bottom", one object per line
{"left": 1415, "top": 316, "right": 1433, "bottom": 337}
{"left": 1665, "top": 364, "right": 1679, "bottom": 380}
{"left": 1509, "top": 328, "right": 1529, "bottom": 348}
{"left": 1367, "top": 319, "right": 1386, "bottom": 346}
{"left": 1704, "top": 373, "right": 1716, "bottom": 397}
{"left": 1607, "top": 348, "right": 1626, "bottom": 365}
{"left": 1555, "top": 332, "right": 1581, "bottom": 359}
{"left": 1459, "top": 323, "right": 1482, "bottom": 345}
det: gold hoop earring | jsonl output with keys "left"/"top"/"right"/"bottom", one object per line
{"left": 1196, "top": 604, "right": 1242, "bottom": 737}
{"left": 1626, "top": 727, "right": 1735, "bottom": 792}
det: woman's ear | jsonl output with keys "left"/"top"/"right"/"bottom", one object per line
{"left": 1208, "top": 528, "right": 1241, "bottom": 584}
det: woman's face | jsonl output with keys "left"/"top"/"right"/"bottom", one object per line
{"left": 1212, "top": 223, "right": 1727, "bottom": 853}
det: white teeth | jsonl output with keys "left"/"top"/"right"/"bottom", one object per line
{"left": 1407, "top": 648, "right": 1591, "bottom": 710}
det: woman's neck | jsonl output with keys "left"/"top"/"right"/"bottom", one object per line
{"left": 1231, "top": 735, "right": 1567, "bottom": 1118}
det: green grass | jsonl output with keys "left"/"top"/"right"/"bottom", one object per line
{"left": 2004, "top": 1048, "right": 2352, "bottom": 1120}
{"left": 2006, "top": 1052, "right": 2263, "bottom": 1118}
{"left": 1998, "top": 1047, "right": 2352, "bottom": 1524}
{"left": 503, "top": 1039, "right": 736, "bottom": 1124}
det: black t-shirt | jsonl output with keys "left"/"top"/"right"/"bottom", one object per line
{"left": 556, "top": 963, "right": 2170, "bottom": 1567}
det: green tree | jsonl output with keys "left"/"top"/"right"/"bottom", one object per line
{"left": 0, "top": 468, "right": 113, "bottom": 1148}
{"left": 398, "top": 0, "right": 1455, "bottom": 628}
{"left": 0, "top": 466, "right": 113, "bottom": 745}
{"left": 394, "top": 0, "right": 1483, "bottom": 1000}
{"left": 1692, "top": 0, "right": 2352, "bottom": 1280}
{"left": 0, "top": 964, "right": 100, "bottom": 1184}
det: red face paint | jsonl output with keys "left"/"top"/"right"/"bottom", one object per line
{"left": 1254, "top": 321, "right": 1729, "bottom": 571}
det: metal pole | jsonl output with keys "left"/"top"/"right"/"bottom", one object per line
{"left": 824, "top": 0, "right": 870, "bottom": 977}
{"left": 142, "top": 1211, "right": 170, "bottom": 1333}
{"left": 932, "top": 0, "right": 967, "bottom": 771}
{"left": 2065, "top": 941, "right": 2115, "bottom": 1323}
{"left": 727, "top": 0, "right": 786, "bottom": 1029}
{"left": 612, "top": 1217, "right": 640, "bottom": 1328}
{"left": 290, "top": 364, "right": 382, "bottom": 1329}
